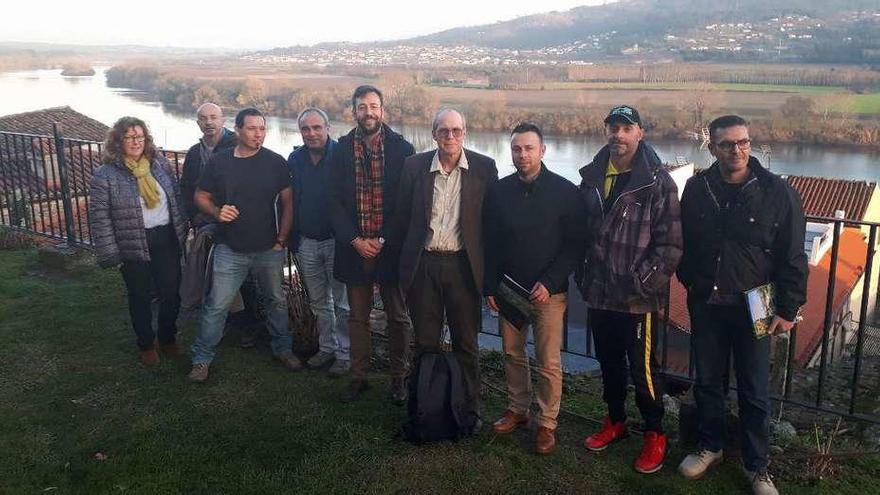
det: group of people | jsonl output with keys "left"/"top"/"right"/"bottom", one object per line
{"left": 88, "top": 84, "right": 807, "bottom": 495}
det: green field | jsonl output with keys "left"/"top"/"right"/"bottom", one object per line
{"left": 843, "top": 93, "right": 880, "bottom": 114}
{"left": 514, "top": 81, "right": 846, "bottom": 94}
{"left": 1, "top": 246, "right": 878, "bottom": 494}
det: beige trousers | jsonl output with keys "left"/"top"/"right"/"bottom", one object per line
{"left": 499, "top": 293, "right": 566, "bottom": 429}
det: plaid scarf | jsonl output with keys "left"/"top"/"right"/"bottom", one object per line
{"left": 353, "top": 125, "right": 385, "bottom": 238}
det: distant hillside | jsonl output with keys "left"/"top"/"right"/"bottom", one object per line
{"left": 413, "top": 0, "right": 880, "bottom": 50}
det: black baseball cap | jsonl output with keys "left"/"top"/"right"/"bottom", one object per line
{"left": 604, "top": 105, "right": 641, "bottom": 126}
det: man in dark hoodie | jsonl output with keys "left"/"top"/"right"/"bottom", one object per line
{"left": 327, "top": 85, "right": 415, "bottom": 403}
{"left": 578, "top": 105, "right": 682, "bottom": 475}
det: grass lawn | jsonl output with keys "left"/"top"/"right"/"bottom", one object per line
{"left": 1, "top": 247, "right": 879, "bottom": 494}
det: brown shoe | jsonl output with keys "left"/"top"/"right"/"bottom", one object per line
{"left": 492, "top": 410, "right": 530, "bottom": 434}
{"left": 139, "top": 348, "right": 159, "bottom": 365}
{"left": 535, "top": 426, "right": 557, "bottom": 455}
{"left": 159, "top": 342, "right": 184, "bottom": 357}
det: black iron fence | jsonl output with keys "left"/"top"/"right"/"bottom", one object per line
{"left": 1, "top": 127, "right": 878, "bottom": 425}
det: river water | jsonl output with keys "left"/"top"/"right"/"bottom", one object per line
{"left": 1, "top": 67, "right": 878, "bottom": 184}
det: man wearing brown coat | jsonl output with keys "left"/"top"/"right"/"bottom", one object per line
{"left": 392, "top": 108, "right": 497, "bottom": 428}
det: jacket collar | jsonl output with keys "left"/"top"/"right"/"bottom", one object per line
{"left": 702, "top": 156, "right": 770, "bottom": 205}
{"left": 291, "top": 137, "right": 337, "bottom": 166}
{"left": 579, "top": 140, "right": 661, "bottom": 193}
{"left": 704, "top": 155, "right": 769, "bottom": 188}
{"left": 200, "top": 127, "right": 236, "bottom": 149}
{"left": 514, "top": 162, "right": 549, "bottom": 190}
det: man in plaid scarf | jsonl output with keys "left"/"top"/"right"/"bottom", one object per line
{"left": 328, "top": 85, "right": 416, "bottom": 403}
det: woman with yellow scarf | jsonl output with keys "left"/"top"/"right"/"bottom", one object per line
{"left": 89, "top": 117, "right": 188, "bottom": 365}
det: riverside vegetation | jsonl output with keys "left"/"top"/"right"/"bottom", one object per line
{"left": 105, "top": 62, "right": 880, "bottom": 147}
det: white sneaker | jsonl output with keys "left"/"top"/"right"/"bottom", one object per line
{"left": 678, "top": 449, "right": 723, "bottom": 480}
{"left": 744, "top": 468, "right": 779, "bottom": 495}
{"left": 188, "top": 362, "right": 210, "bottom": 382}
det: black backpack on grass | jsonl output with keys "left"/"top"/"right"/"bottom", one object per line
{"left": 401, "top": 352, "right": 473, "bottom": 444}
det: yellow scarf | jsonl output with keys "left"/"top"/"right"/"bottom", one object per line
{"left": 124, "top": 156, "right": 161, "bottom": 209}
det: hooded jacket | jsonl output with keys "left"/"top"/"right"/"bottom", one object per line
{"left": 578, "top": 141, "right": 683, "bottom": 313}
{"left": 677, "top": 157, "right": 808, "bottom": 320}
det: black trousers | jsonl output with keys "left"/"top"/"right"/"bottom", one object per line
{"left": 589, "top": 309, "right": 665, "bottom": 432}
{"left": 689, "top": 299, "right": 770, "bottom": 472}
{"left": 120, "top": 224, "right": 181, "bottom": 350}
{"left": 407, "top": 251, "right": 482, "bottom": 419}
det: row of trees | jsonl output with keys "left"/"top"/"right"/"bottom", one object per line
{"left": 106, "top": 66, "right": 440, "bottom": 124}
{"left": 103, "top": 65, "right": 879, "bottom": 147}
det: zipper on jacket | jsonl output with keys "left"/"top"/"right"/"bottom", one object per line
{"left": 701, "top": 174, "right": 758, "bottom": 294}
{"left": 594, "top": 187, "right": 605, "bottom": 219}
{"left": 641, "top": 264, "right": 658, "bottom": 285}
{"left": 610, "top": 180, "right": 655, "bottom": 215}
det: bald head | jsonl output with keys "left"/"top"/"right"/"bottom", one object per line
{"left": 432, "top": 108, "right": 466, "bottom": 133}
{"left": 196, "top": 102, "right": 223, "bottom": 117}
{"left": 196, "top": 103, "right": 225, "bottom": 141}
{"left": 432, "top": 108, "right": 466, "bottom": 162}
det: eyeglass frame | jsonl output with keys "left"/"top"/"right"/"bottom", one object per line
{"left": 713, "top": 138, "right": 752, "bottom": 152}
{"left": 434, "top": 127, "right": 464, "bottom": 139}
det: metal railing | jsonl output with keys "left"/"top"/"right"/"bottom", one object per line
{"left": 0, "top": 126, "right": 186, "bottom": 245}
{"left": 1, "top": 127, "right": 878, "bottom": 424}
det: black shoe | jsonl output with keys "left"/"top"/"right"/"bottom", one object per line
{"left": 467, "top": 418, "right": 484, "bottom": 437}
{"left": 239, "top": 331, "right": 258, "bottom": 349}
{"left": 390, "top": 377, "right": 408, "bottom": 405}
{"left": 341, "top": 379, "right": 369, "bottom": 402}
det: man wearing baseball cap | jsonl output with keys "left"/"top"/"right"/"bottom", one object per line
{"left": 577, "top": 105, "right": 682, "bottom": 474}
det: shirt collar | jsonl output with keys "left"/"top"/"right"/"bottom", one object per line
{"left": 517, "top": 162, "right": 547, "bottom": 189}
{"left": 430, "top": 149, "right": 469, "bottom": 174}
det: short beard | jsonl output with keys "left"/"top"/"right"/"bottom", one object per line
{"left": 357, "top": 119, "right": 380, "bottom": 135}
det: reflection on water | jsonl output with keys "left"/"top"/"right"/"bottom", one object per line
{"left": 1, "top": 68, "right": 878, "bottom": 184}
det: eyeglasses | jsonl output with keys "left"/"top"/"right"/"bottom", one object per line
{"left": 714, "top": 138, "right": 751, "bottom": 152}
{"left": 123, "top": 135, "right": 146, "bottom": 143}
{"left": 435, "top": 128, "right": 464, "bottom": 138}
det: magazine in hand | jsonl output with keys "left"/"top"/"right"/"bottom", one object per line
{"left": 495, "top": 274, "right": 535, "bottom": 330}
{"left": 744, "top": 283, "right": 775, "bottom": 339}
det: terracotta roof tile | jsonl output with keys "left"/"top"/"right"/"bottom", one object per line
{"left": 0, "top": 106, "right": 108, "bottom": 142}
{"left": 785, "top": 175, "right": 877, "bottom": 221}
{"left": 666, "top": 228, "right": 867, "bottom": 369}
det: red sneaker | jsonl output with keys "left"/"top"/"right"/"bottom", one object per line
{"left": 634, "top": 431, "right": 667, "bottom": 474}
{"left": 139, "top": 348, "right": 159, "bottom": 366}
{"left": 584, "top": 416, "right": 628, "bottom": 451}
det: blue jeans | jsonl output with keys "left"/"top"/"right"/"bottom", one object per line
{"left": 192, "top": 243, "right": 292, "bottom": 364}
{"left": 690, "top": 299, "right": 771, "bottom": 472}
{"left": 297, "top": 237, "right": 350, "bottom": 360}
